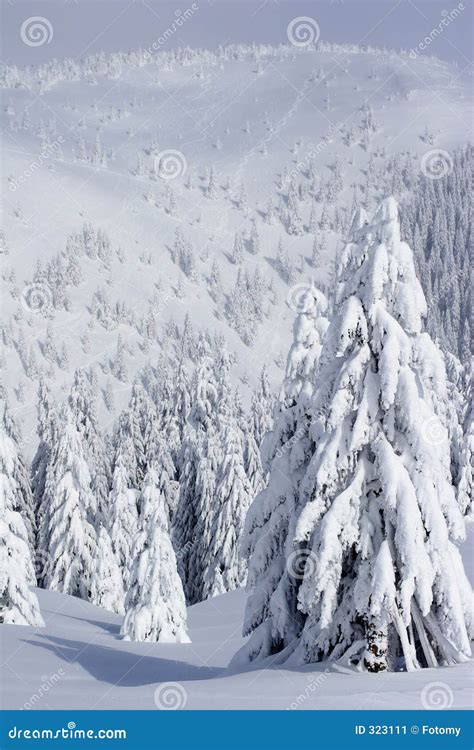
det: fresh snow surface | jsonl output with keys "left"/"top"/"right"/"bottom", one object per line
{"left": 1, "top": 520, "right": 473, "bottom": 712}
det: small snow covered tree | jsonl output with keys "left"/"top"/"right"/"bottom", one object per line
{"left": 121, "top": 467, "right": 190, "bottom": 643}
{"left": 186, "top": 425, "right": 221, "bottom": 603}
{"left": 235, "top": 198, "right": 472, "bottom": 673}
{"left": 90, "top": 526, "right": 124, "bottom": 614}
{"left": 251, "top": 365, "right": 274, "bottom": 449}
{"left": 43, "top": 323, "right": 57, "bottom": 364}
{"left": 143, "top": 408, "right": 179, "bottom": 524}
{"left": 243, "top": 421, "right": 264, "bottom": 499}
{"left": 168, "top": 352, "right": 191, "bottom": 468}
{"left": 173, "top": 336, "right": 219, "bottom": 601}
{"left": 209, "top": 258, "right": 223, "bottom": 303}
{"left": 287, "top": 182, "right": 304, "bottom": 236}
{"left": 249, "top": 221, "right": 260, "bottom": 255}
{"left": 202, "top": 419, "right": 252, "bottom": 598}
{"left": 122, "top": 383, "right": 149, "bottom": 489}
{"left": 42, "top": 407, "right": 97, "bottom": 600}
{"left": 0, "top": 403, "right": 44, "bottom": 627}
{"left": 69, "top": 369, "right": 110, "bottom": 524}
{"left": 457, "top": 379, "right": 473, "bottom": 516}
{"left": 108, "top": 424, "right": 139, "bottom": 589}
{"left": 113, "top": 335, "right": 128, "bottom": 382}
{"left": 32, "top": 379, "right": 58, "bottom": 578}
{"left": 1, "top": 395, "right": 35, "bottom": 551}
{"left": 231, "top": 231, "right": 245, "bottom": 265}
{"left": 207, "top": 167, "right": 218, "bottom": 199}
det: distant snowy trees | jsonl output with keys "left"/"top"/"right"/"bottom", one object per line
{"left": 457, "top": 374, "right": 473, "bottom": 516}
{"left": 17, "top": 317, "right": 275, "bottom": 638}
{"left": 108, "top": 421, "right": 139, "bottom": 590}
{"left": 225, "top": 267, "right": 270, "bottom": 346}
{"left": 235, "top": 198, "right": 473, "bottom": 673}
{"left": 400, "top": 147, "right": 471, "bottom": 363}
{"left": 201, "top": 420, "right": 252, "bottom": 598}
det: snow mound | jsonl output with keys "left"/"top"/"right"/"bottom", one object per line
{"left": 0, "top": 586, "right": 472, "bottom": 710}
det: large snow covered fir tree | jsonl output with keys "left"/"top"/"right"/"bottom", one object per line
{"left": 235, "top": 197, "right": 473, "bottom": 673}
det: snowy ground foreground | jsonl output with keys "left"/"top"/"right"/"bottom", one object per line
{"left": 2, "top": 45, "right": 471, "bottom": 456}
{"left": 2, "top": 522, "right": 473, "bottom": 711}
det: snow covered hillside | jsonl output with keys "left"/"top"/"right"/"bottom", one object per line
{"left": 1, "top": 519, "right": 473, "bottom": 712}
{"left": 1, "top": 20, "right": 473, "bottom": 713}
{"left": 1, "top": 43, "right": 471, "bottom": 451}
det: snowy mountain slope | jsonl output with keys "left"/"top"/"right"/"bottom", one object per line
{"left": 1, "top": 44, "right": 471, "bottom": 453}
{"left": 1, "top": 521, "right": 473, "bottom": 713}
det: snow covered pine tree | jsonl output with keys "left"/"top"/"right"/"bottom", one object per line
{"left": 0, "top": 398, "right": 43, "bottom": 626}
{"left": 234, "top": 197, "right": 472, "bottom": 673}
{"left": 121, "top": 466, "right": 189, "bottom": 643}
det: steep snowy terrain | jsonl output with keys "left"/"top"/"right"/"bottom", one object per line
{"left": 1, "top": 43, "right": 471, "bottom": 454}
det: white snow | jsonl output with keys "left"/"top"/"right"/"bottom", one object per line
{"left": 0, "top": 580, "right": 472, "bottom": 710}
